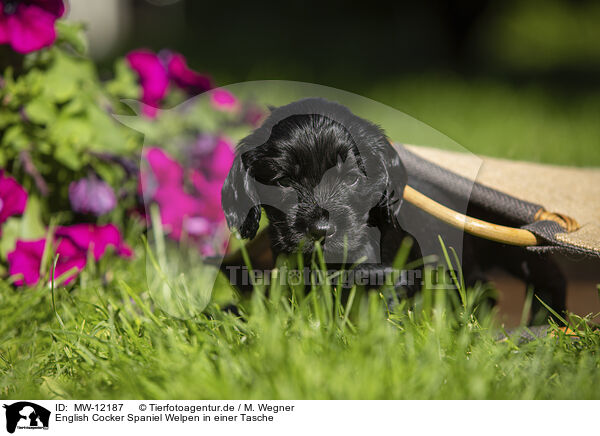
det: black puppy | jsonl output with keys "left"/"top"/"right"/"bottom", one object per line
{"left": 221, "top": 98, "right": 565, "bottom": 321}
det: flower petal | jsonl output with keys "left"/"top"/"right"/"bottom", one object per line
{"left": 55, "top": 223, "right": 131, "bottom": 261}
{"left": 210, "top": 89, "right": 239, "bottom": 112}
{"left": 34, "top": 0, "right": 66, "bottom": 18}
{"left": 167, "top": 52, "right": 212, "bottom": 94}
{"left": 7, "top": 3, "right": 58, "bottom": 54}
{"left": 69, "top": 176, "right": 116, "bottom": 216}
{"left": 0, "top": 10, "right": 10, "bottom": 45}
{"left": 7, "top": 239, "right": 46, "bottom": 286}
{"left": 126, "top": 50, "right": 169, "bottom": 116}
{"left": 0, "top": 170, "right": 28, "bottom": 226}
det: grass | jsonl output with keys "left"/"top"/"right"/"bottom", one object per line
{"left": 1, "top": 78, "right": 600, "bottom": 399}
{"left": 0, "top": 234, "right": 599, "bottom": 400}
{"left": 365, "top": 76, "right": 600, "bottom": 166}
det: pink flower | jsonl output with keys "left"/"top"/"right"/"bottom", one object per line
{"left": 207, "top": 137, "right": 235, "bottom": 180}
{"left": 125, "top": 50, "right": 169, "bottom": 118}
{"left": 187, "top": 137, "right": 234, "bottom": 222}
{"left": 152, "top": 185, "right": 208, "bottom": 240}
{"left": 210, "top": 89, "right": 239, "bottom": 112}
{"left": 141, "top": 143, "right": 234, "bottom": 246}
{"left": 69, "top": 176, "right": 116, "bottom": 216}
{"left": 189, "top": 169, "right": 225, "bottom": 222}
{"left": 167, "top": 53, "right": 212, "bottom": 94}
{"left": 145, "top": 147, "right": 183, "bottom": 187}
{"left": 7, "top": 239, "right": 45, "bottom": 286}
{"left": 140, "top": 147, "right": 183, "bottom": 201}
{"left": 0, "top": 169, "right": 28, "bottom": 234}
{"left": 189, "top": 136, "right": 234, "bottom": 181}
{"left": 55, "top": 223, "right": 133, "bottom": 261}
{"left": 126, "top": 49, "right": 212, "bottom": 117}
{"left": 243, "top": 103, "right": 266, "bottom": 127}
{"left": 8, "top": 238, "right": 87, "bottom": 286}
{"left": 0, "top": 0, "right": 65, "bottom": 54}
{"left": 7, "top": 223, "right": 132, "bottom": 286}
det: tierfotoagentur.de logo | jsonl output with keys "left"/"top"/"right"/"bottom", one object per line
{"left": 2, "top": 402, "right": 50, "bottom": 434}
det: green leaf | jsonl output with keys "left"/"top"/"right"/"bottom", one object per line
{"left": 2, "top": 124, "right": 29, "bottom": 150}
{"left": 0, "top": 109, "right": 20, "bottom": 129}
{"left": 49, "top": 116, "right": 93, "bottom": 150}
{"left": 87, "top": 103, "right": 131, "bottom": 153}
{"left": 42, "top": 51, "right": 95, "bottom": 103}
{"left": 106, "top": 59, "right": 140, "bottom": 99}
{"left": 60, "top": 96, "right": 86, "bottom": 117}
{"left": 25, "top": 96, "right": 57, "bottom": 124}
{"left": 0, "top": 218, "right": 20, "bottom": 261}
{"left": 55, "top": 20, "right": 88, "bottom": 55}
{"left": 54, "top": 143, "right": 83, "bottom": 170}
{"left": 20, "top": 195, "right": 46, "bottom": 239}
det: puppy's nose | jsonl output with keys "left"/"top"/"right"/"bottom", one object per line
{"left": 309, "top": 219, "right": 329, "bottom": 241}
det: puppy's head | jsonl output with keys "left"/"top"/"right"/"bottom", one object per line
{"left": 222, "top": 98, "right": 407, "bottom": 261}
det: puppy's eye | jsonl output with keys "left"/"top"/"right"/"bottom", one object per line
{"left": 275, "top": 177, "right": 292, "bottom": 187}
{"left": 347, "top": 174, "right": 360, "bottom": 186}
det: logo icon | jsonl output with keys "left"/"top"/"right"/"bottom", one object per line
{"left": 2, "top": 402, "right": 50, "bottom": 434}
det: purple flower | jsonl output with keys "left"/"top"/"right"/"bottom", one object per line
{"left": 69, "top": 176, "right": 116, "bottom": 216}
{"left": 0, "top": 0, "right": 65, "bottom": 54}
{"left": 126, "top": 49, "right": 213, "bottom": 117}
{"left": 7, "top": 223, "right": 132, "bottom": 286}
{"left": 0, "top": 169, "right": 28, "bottom": 235}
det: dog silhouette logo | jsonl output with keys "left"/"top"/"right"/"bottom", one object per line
{"left": 2, "top": 402, "right": 50, "bottom": 433}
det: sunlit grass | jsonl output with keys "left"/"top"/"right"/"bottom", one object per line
{"left": 0, "top": 233, "right": 598, "bottom": 400}
{"left": 366, "top": 76, "right": 600, "bottom": 167}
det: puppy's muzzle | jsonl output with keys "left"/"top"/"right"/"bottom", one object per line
{"left": 307, "top": 207, "right": 336, "bottom": 244}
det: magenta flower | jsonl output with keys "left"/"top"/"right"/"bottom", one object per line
{"left": 189, "top": 136, "right": 234, "bottom": 181}
{"left": 143, "top": 148, "right": 212, "bottom": 240}
{"left": 7, "top": 239, "right": 46, "bottom": 286}
{"left": 69, "top": 175, "right": 116, "bottom": 216}
{"left": 145, "top": 147, "right": 183, "bottom": 187}
{"left": 152, "top": 185, "right": 208, "bottom": 240}
{"left": 209, "top": 137, "right": 235, "bottom": 180}
{"left": 189, "top": 170, "right": 225, "bottom": 222}
{"left": 7, "top": 223, "right": 132, "bottom": 286}
{"left": 0, "top": 169, "right": 28, "bottom": 234}
{"left": 126, "top": 49, "right": 212, "bottom": 117}
{"left": 126, "top": 50, "right": 169, "bottom": 118}
{"left": 141, "top": 141, "right": 234, "bottom": 249}
{"left": 210, "top": 89, "right": 239, "bottom": 112}
{"left": 188, "top": 137, "right": 234, "bottom": 222}
{"left": 55, "top": 223, "right": 133, "bottom": 261}
{"left": 243, "top": 103, "right": 266, "bottom": 127}
{"left": 0, "top": 0, "right": 65, "bottom": 54}
{"left": 8, "top": 238, "right": 87, "bottom": 287}
{"left": 167, "top": 53, "right": 212, "bottom": 94}
{"left": 140, "top": 147, "right": 183, "bottom": 201}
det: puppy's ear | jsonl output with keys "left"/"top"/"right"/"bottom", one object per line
{"left": 221, "top": 153, "right": 261, "bottom": 239}
{"left": 379, "top": 145, "right": 408, "bottom": 228}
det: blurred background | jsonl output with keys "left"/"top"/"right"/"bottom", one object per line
{"left": 68, "top": 0, "right": 600, "bottom": 167}
{"left": 67, "top": 0, "right": 600, "bottom": 324}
